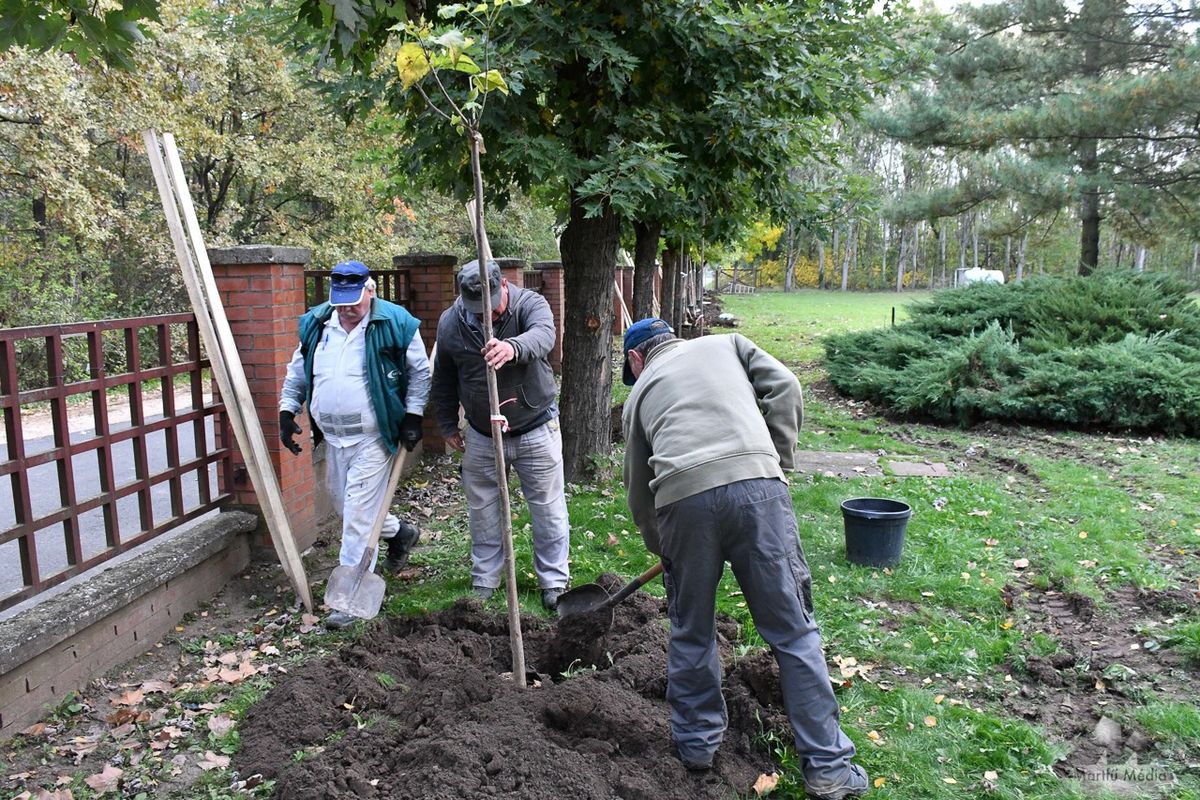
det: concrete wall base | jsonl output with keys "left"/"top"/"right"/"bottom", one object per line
{"left": 0, "top": 511, "right": 258, "bottom": 738}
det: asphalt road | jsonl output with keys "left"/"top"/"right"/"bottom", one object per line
{"left": 0, "top": 416, "right": 218, "bottom": 605}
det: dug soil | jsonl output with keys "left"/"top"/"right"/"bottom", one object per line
{"left": 236, "top": 575, "right": 792, "bottom": 800}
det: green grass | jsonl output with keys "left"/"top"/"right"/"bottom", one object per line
{"left": 372, "top": 288, "right": 1200, "bottom": 800}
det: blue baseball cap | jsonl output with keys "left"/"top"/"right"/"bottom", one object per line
{"left": 329, "top": 260, "right": 370, "bottom": 306}
{"left": 622, "top": 318, "right": 674, "bottom": 385}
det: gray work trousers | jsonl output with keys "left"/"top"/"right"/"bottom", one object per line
{"left": 462, "top": 420, "right": 570, "bottom": 590}
{"left": 657, "top": 477, "right": 857, "bottom": 786}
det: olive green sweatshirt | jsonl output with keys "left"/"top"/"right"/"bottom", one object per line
{"left": 621, "top": 334, "right": 804, "bottom": 554}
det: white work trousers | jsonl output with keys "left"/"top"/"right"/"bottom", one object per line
{"left": 462, "top": 421, "right": 570, "bottom": 590}
{"left": 325, "top": 437, "right": 401, "bottom": 569}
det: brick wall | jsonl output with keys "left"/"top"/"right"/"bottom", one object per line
{"left": 532, "top": 261, "right": 565, "bottom": 373}
{"left": 394, "top": 254, "right": 459, "bottom": 451}
{"left": 207, "top": 245, "right": 319, "bottom": 551}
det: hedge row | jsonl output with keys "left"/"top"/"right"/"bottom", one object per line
{"left": 823, "top": 272, "right": 1200, "bottom": 435}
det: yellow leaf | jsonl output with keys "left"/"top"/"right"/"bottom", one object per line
{"left": 867, "top": 730, "right": 881, "bottom": 741}
{"left": 395, "top": 42, "right": 431, "bottom": 90}
{"left": 873, "top": 777, "right": 887, "bottom": 788}
{"left": 1078, "top": 531, "right": 1088, "bottom": 539}
{"left": 943, "top": 776, "right": 958, "bottom": 784}
{"left": 752, "top": 772, "right": 779, "bottom": 795}
{"left": 934, "top": 694, "right": 945, "bottom": 704}
{"left": 1000, "top": 619, "right": 1014, "bottom": 630}
{"left": 984, "top": 770, "right": 999, "bottom": 781}
{"left": 924, "top": 715, "right": 938, "bottom": 727}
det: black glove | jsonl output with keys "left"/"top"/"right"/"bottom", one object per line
{"left": 279, "top": 410, "right": 303, "bottom": 455}
{"left": 399, "top": 413, "right": 424, "bottom": 451}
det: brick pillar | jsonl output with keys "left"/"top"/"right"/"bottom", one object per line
{"left": 495, "top": 257, "right": 528, "bottom": 289}
{"left": 532, "top": 261, "right": 565, "bottom": 373}
{"left": 207, "top": 245, "right": 319, "bottom": 552}
{"left": 395, "top": 253, "right": 460, "bottom": 451}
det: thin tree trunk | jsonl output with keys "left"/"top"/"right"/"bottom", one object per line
{"left": 817, "top": 239, "right": 826, "bottom": 292}
{"left": 831, "top": 228, "right": 840, "bottom": 289}
{"left": 559, "top": 194, "right": 619, "bottom": 482}
{"left": 1004, "top": 236, "right": 1012, "bottom": 281}
{"left": 1115, "top": 240, "right": 1125, "bottom": 270}
{"left": 631, "top": 219, "right": 661, "bottom": 320}
{"left": 972, "top": 216, "right": 980, "bottom": 271}
{"left": 895, "top": 225, "right": 908, "bottom": 292}
{"left": 674, "top": 246, "right": 687, "bottom": 327}
{"left": 660, "top": 248, "right": 678, "bottom": 329}
{"left": 880, "top": 220, "right": 888, "bottom": 290}
{"left": 1017, "top": 233, "right": 1027, "bottom": 282}
{"left": 841, "top": 222, "right": 855, "bottom": 291}
{"left": 1135, "top": 245, "right": 1147, "bottom": 273}
{"left": 784, "top": 222, "right": 798, "bottom": 292}
{"left": 1192, "top": 243, "right": 1199, "bottom": 282}
{"left": 939, "top": 222, "right": 947, "bottom": 288}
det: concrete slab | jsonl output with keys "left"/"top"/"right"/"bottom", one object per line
{"left": 886, "top": 460, "right": 953, "bottom": 477}
{"left": 792, "top": 450, "right": 883, "bottom": 478}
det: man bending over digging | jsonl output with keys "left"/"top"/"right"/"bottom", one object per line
{"left": 621, "top": 318, "right": 868, "bottom": 800}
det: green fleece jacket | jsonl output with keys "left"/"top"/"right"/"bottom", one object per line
{"left": 621, "top": 334, "right": 804, "bottom": 554}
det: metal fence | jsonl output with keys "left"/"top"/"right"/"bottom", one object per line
{"left": 304, "top": 268, "right": 412, "bottom": 308}
{"left": 0, "top": 314, "right": 231, "bottom": 611}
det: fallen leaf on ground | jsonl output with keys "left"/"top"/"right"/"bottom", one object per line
{"left": 84, "top": 765, "right": 123, "bottom": 792}
{"left": 112, "top": 689, "right": 143, "bottom": 706}
{"left": 934, "top": 694, "right": 945, "bottom": 704}
{"left": 873, "top": 777, "right": 887, "bottom": 788}
{"left": 1013, "top": 558, "right": 1030, "bottom": 569}
{"left": 924, "top": 716, "right": 938, "bottom": 727}
{"left": 942, "top": 776, "right": 958, "bottom": 784}
{"left": 866, "top": 730, "right": 881, "bottom": 741}
{"left": 607, "top": 533, "right": 619, "bottom": 547}
{"left": 140, "top": 680, "right": 173, "bottom": 694}
{"left": 984, "top": 770, "right": 999, "bottom": 781}
{"left": 21, "top": 722, "right": 47, "bottom": 737}
{"left": 298, "top": 614, "right": 320, "bottom": 633}
{"left": 197, "top": 751, "right": 231, "bottom": 771}
{"left": 207, "top": 714, "right": 236, "bottom": 736}
{"left": 105, "top": 708, "right": 137, "bottom": 727}
{"left": 752, "top": 773, "right": 779, "bottom": 795}
{"left": 968, "top": 509, "right": 991, "bottom": 517}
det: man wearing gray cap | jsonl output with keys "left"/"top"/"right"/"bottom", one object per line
{"left": 279, "top": 260, "right": 430, "bottom": 629}
{"left": 431, "top": 260, "right": 570, "bottom": 611}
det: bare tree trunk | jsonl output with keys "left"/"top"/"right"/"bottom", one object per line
{"left": 1017, "top": 233, "right": 1027, "bottom": 282}
{"left": 674, "top": 246, "right": 687, "bottom": 327}
{"left": 1115, "top": 240, "right": 1125, "bottom": 270}
{"left": 631, "top": 219, "right": 661, "bottom": 320}
{"left": 784, "top": 222, "right": 798, "bottom": 292}
{"left": 816, "top": 239, "right": 826, "bottom": 292}
{"left": 880, "top": 220, "right": 888, "bottom": 290}
{"left": 1135, "top": 245, "right": 1147, "bottom": 273}
{"left": 559, "top": 194, "right": 619, "bottom": 481}
{"left": 1192, "top": 243, "right": 1199, "bottom": 282}
{"left": 939, "top": 222, "right": 947, "bottom": 288}
{"left": 895, "top": 225, "right": 908, "bottom": 292}
{"left": 841, "top": 222, "right": 855, "bottom": 291}
{"left": 832, "top": 228, "right": 841, "bottom": 289}
{"left": 972, "top": 215, "right": 980, "bottom": 270}
{"left": 660, "top": 248, "right": 678, "bottom": 329}
{"left": 1004, "top": 236, "right": 1012, "bottom": 281}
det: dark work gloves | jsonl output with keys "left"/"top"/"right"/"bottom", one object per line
{"left": 399, "top": 413, "right": 424, "bottom": 451}
{"left": 279, "top": 410, "right": 303, "bottom": 455}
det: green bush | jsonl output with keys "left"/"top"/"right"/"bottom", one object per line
{"left": 823, "top": 272, "right": 1200, "bottom": 435}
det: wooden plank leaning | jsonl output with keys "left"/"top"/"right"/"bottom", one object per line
{"left": 143, "top": 129, "right": 313, "bottom": 612}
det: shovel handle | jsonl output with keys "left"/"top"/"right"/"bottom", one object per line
{"left": 361, "top": 447, "right": 414, "bottom": 560}
{"left": 605, "top": 561, "right": 663, "bottom": 609}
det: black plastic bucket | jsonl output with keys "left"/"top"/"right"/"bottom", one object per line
{"left": 841, "top": 497, "right": 912, "bottom": 567}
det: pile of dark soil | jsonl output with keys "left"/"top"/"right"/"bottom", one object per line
{"left": 236, "top": 575, "right": 792, "bottom": 799}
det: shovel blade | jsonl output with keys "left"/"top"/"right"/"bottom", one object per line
{"left": 324, "top": 565, "right": 387, "bottom": 620}
{"left": 555, "top": 583, "right": 612, "bottom": 618}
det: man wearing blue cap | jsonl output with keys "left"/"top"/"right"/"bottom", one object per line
{"left": 279, "top": 260, "right": 431, "bottom": 629}
{"left": 430, "top": 259, "right": 570, "bottom": 611}
{"left": 621, "top": 319, "right": 868, "bottom": 800}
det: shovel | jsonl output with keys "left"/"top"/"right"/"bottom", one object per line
{"left": 556, "top": 562, "right": 663, "bottom": 622}
{"left": 324, "top": 447, "right": 414, "bottom": 620}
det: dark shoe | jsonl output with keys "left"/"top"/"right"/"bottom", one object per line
{"left": 805, "top": 764, "right": 869, "bottom": 800}
{"left": 674, "top": 743, "right": 713, "bottom": 772}
{"left": 473, "top": 585, "right": 495, "bottom": 602}
{"left": 383, "top": 522, "right": 421, "bottom": 573}
{"left": 541, "top": 587, "right": 566, "bottom": 612}
{"left": 325, "top": 611, "right": 358, "bottom": 630}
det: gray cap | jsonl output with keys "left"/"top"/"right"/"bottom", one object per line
{"left": 457, "top": 259, "right": 502, "bottom": 314}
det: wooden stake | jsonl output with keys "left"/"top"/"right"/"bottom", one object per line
{"left": 468, "top": 133, "right": 526, "bottom": 687}
{"left": 143, "top": 130, "right": 313, "bottom": 611}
